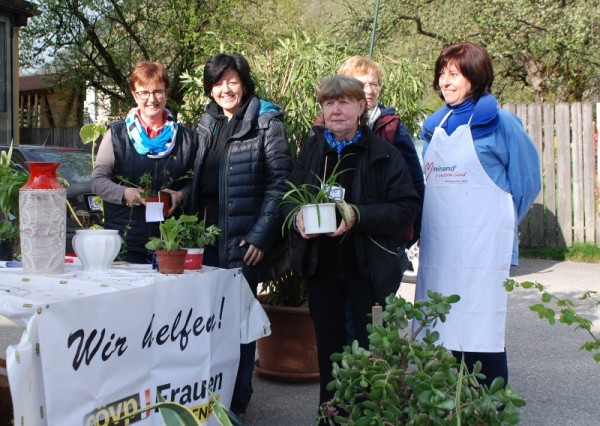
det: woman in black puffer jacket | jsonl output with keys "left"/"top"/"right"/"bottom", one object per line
{"left": 192, "top": 53, "right": 292, "bottom": 418}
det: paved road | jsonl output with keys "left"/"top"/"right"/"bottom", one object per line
{"left": 242, "top": 258, "right": 600, "bottom": 425}
{"left": 1, "top": 258, "right": 599, "bottom": 424}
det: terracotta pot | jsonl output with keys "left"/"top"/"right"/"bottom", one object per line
{"left": 184, "top": 248, "right": 204, "bottom": 270}
{"left": 155, "top": 249, "right": 187, "bottom": 274}
{"left": 19, "top": 162, "right": 66, "bottom": 274}
{"left": 255, "top": 302, "right": 320, "bottom": 382}
{"left": 146, "top": 192, "right": 171, "bottom": 217}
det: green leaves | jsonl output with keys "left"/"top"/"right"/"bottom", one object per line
{"left": 504, "top": 278, "right": 600, "bottom": 362}
{"left": 320, "top": 292, "right": 522, "bottom": 425}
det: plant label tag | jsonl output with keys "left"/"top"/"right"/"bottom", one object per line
{"left": 325, "top": 184, "right": 345, "bottom": 201}
{"left": 145, "top": 202, "right": 164, "bottom": 222}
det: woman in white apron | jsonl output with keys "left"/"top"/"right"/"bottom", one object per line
{"left": 414, "top": 42, "right": 541, "bottom": 387}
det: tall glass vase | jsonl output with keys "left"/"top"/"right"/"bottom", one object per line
{"left": 19, "top": 162, "right": 66, "bottom": 274}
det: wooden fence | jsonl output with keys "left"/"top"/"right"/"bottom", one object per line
{"left": 504, "top": 102, "right": 600, "bottom": 248}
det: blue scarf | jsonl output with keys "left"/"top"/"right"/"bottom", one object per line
{"left": 420, "top": 93, "right": 500, "bottom": 142}
{"left": 125, "top": 108, "right": 178, "bottom": 159}
{"left": 324, "top": 128, "right": 362, "bottom": 155}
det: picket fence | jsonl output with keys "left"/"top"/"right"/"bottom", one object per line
{"left": 504, "top": 102, "right": 600, "bottom": 248}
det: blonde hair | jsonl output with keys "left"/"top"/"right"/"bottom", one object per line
{"left": 338, "top": 55, "right": 382, "bottom": 82}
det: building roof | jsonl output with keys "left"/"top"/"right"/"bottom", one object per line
{"left": 0, "top": 0, "right": 36, "bottom": 27}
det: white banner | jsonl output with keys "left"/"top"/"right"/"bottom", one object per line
{"left": 37, "top": 269, "right": 242, "bottom": 425}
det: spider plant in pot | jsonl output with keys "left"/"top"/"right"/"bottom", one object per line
{"left": 280, "top": 155, "right": 359, "bottom": 235}
{"left": 145, "top": 214, "right": 198, "bottom": 274}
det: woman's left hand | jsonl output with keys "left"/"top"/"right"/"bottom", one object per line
{"left": 329, "top": 201, "right": 356, "bottom": 237}
{"left": 162, "top": 188, "right": 184, "bottom": 217}
{"left": 241, "top": 240, "right": 265, "bottom": 266}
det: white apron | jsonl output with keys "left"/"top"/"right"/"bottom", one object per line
{"left": 415, "top": 111, "right": 514, "bottom": 352}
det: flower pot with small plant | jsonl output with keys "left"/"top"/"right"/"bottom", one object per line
{"left": 145, "top": 214, "right": 199, "bottom": 274}
{"left": 181, "top": 214, "right": 221, "bottom": 270}
{"left": 117, "top": 169, "right": 194, "bottom": 216}
{"left": 280, "top": 155, "right": 359, "bottom": 235}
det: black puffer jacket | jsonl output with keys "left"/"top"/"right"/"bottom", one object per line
{"left": 192, "top": 96, "right": 292, "bottom": 278}
{"left": 284, "top": 126, "right": 421, "bottom": 301}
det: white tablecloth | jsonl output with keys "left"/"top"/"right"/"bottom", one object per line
{"left": 0, "top": 263, "right": 270, "bottom": 425}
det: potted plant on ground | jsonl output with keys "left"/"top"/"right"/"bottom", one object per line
{"left": 181, "top": 215, "right": 221, "bottom": 270}
{"left": 145, "top": 214, "right": 198, "bottom": 274}
{"left": 255, "top": 268, "right": 320, "bottom": 382}
{"left": 319, "top": 291, "right": 525, "bottom": 425}
{"left": 0, "top": 145, "right": 28, "bottom": 260}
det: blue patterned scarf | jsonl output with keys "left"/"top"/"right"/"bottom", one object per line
{"left": 324, "top": 128, "right": 362, "bottom": 155}
{"left": 125, "top": 108, "right": 178, "bottom": 159}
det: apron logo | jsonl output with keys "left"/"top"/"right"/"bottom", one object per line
{"left": 425, "top": 161, "right": 434, "bottom": 180}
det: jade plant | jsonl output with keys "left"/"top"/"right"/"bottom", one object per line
{"left": 319, "top": 291, "right": 525, "bottom": 425}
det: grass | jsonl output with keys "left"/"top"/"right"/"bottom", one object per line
{"left": 520, "top": 243, "right": 600, "bottom": 263}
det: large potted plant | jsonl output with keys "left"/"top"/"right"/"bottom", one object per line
{"left": 145, "top": 214, "right": 198, "bottom": 274}
{"left": 0, "top": 146, "right": 28, "bottom": 260}
{"left": 319, "top": 291, "right": 525, "bottom": 425}
{"left": 255, "top": 268, "right": 320, "bottom": 382}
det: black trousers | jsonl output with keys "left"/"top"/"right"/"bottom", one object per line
{"left": 308, "top": 270, "right": 379, "bottom": 406}
{"left": 451, "top": 349, "right": 508, "bottom": 388}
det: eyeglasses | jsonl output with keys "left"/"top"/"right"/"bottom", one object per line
{"left": 364, "top": 82, "right": 382, "bottom": 91}
{"left": 135, "top": 89, "right": 167, "bottom": 100}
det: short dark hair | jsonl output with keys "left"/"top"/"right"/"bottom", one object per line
{"left": 433, "top": 42, "right": 494, "bottom": 101}
{"left": 202, "top": 53, "right": 256, "bottom": 101}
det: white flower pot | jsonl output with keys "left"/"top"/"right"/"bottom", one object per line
{"left": 301, "top": 203, "right": 337, "bottom": 234}
{"left": 72, "top": 229, "right": 121, "bottom": 271}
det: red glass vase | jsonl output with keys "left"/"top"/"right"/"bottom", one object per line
{"left": 21, "top": 162, "right": 64, "bottom": 190}
{"left": 19, "top": 162, "right": 66, "bottom": 274}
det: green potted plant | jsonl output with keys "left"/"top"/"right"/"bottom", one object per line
{"left": 319, "top": 291, "right": 525, "bottom": 425}
{"left": 181, "top": 215, "right": 221, "bottom": 270}
{"left": 279, "top": 155, "right": 358, "bottom": 235}
{"left": 0, "top": 145, "right": 28, "bottom": 260}
{"left": 145, "top": 214, "right": 198, "bottom": 274}
{"left": 117, "top": 169, "right": 194, "bottom": 215}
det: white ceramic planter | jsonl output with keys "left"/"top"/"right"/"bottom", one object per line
{"left": 301, "top": 203, "right": 337, "bottom": 234}
{"left": 72, "top": 229, "right": 122, "bottom": 271}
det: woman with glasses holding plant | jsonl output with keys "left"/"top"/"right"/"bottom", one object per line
{"left": 92, "top": 60, "right": 198, "bottom": 264}
{"left": 283, "top": 75, "right": 420, "bottom": 419}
